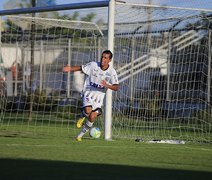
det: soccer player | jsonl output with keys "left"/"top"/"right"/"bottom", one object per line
{"left": 63, "top": 50, "right": 119, "bottom": 141}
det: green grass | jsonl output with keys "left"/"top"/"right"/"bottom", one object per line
{"left": 0, "top": 131, "right": 212, "bottom": 180}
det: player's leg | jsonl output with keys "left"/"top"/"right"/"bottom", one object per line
{"left": 76, "top": 108, "right": 101, "bottom": 141}
{"left": 76, "top": 91, "right": 104, "bottom": 141}
{"left": 76, "top": 106, "right": 92, "bottom": 128}
{"left": 76, "top": 91, "right": 93, "bottom": 128}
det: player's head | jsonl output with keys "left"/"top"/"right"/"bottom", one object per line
{"left": 102, "top": 50, "right": 113, "bottom": 60}
{"left": 100, "top": 50, "right": 113, "bottom": 69}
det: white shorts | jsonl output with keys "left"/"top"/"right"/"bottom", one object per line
{"left": 82, "top": 90, "right": 105, "bottom": 111}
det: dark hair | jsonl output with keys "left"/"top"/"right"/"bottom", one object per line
{"left": 102, "top": 50, "right": 113, "bottom": 59}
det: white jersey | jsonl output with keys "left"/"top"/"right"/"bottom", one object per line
{"left": 81, "top": 61, "right": 118, "bottom": 110}
{"left": 82, "top": 61, "right": 118, "bottom": 93}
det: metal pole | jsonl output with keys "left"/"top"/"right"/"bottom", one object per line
{"left": 0, "top": 1, "right": 109, "bottom": 16}
{"left": 98, "top": 37, "right": 102, "bottom": 61}
{"left": 130, "top": 36, "right": 135, "bottom": 102}
{"left": 147, "top": 0, "right": 152, "bottom": 50}
{"left": 166, "top": 31, "right": 172, "bottom": 101}
{"left": 208, "top": 29, "right": 211, "bottom": 103}
{"left": 22, "top": 46, "right": 26, "bottom": 94}
{"left": 67, "top": 39, "right": 72, "bottom": 98}
{"left": 29, "top": 0, "right": 36, "bottom": 121}
{"left": 40, "top": 41, "right": 43, "bottom": 92}
{"left": 105, "top": 0, "right": 115, "bottom": 140}
{"left": 14, "top": 42, "right": 19, "bottom": 96}
{"left": 43, "top": 46, "right": 46, "bottom": 89}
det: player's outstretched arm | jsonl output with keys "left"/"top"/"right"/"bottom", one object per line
{"left": 63, "top": 66, "right": 82, "bottom": 72}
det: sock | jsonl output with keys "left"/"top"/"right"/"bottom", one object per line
{"left": 77, "top": 120, "right": 94, "bottom": 138}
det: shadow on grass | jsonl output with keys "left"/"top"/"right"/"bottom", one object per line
{"left": 0, "top": 158, "right": 211, "bottom": 180}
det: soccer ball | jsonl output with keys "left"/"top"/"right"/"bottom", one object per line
{"left": 89, "top": 127, "right": 101, "bottom": 138}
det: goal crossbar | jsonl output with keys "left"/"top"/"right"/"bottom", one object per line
{"left": 0, "top": 1, "right": 109, "bottom": 16}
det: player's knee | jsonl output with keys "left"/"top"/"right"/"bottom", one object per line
{"left": 83, "top": 108, "right": 92, "bottom": 117}
{"left": 89, "top": 112, "right": 98, "bottom": 122}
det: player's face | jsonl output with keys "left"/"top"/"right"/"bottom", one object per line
{"left": 100, "top": 53, "right": 111, "bottom": 69}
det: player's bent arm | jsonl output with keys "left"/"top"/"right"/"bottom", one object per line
{"left": 63, "top": 66, "right": 82, "bottom": 72}
{"left": 101, "top": 80, "right": 119, "bottom": 91}
{"left": 109, "top": 84, "right": 119, "bottom": 91}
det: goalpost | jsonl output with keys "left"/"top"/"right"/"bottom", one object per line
{"left": 0, "top": 0, "right": 212, "bottom": 143}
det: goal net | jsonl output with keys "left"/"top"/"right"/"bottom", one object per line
{"left": 0, "top": 1, "right": 212, "bottom": 143}
{"left": 0, "top": 15, "right": 105, "bottom": 137}
{"left": 110, "top": 2, "right": 212, "bottom": 143}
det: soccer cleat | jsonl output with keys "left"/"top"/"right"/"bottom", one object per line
{"left": 76, "top": 137, "right": 82, "bottom": 142}
{"left": 76, "top": 117, "right": 85, "bottom": 128}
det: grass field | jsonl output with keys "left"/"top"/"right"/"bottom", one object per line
{"left": 0, "top": 130, "right": 212, "bottom": 180}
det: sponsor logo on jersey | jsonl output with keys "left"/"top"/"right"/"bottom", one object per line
{"left": 90, "top": 82, "right": 105, "bottom": 89}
